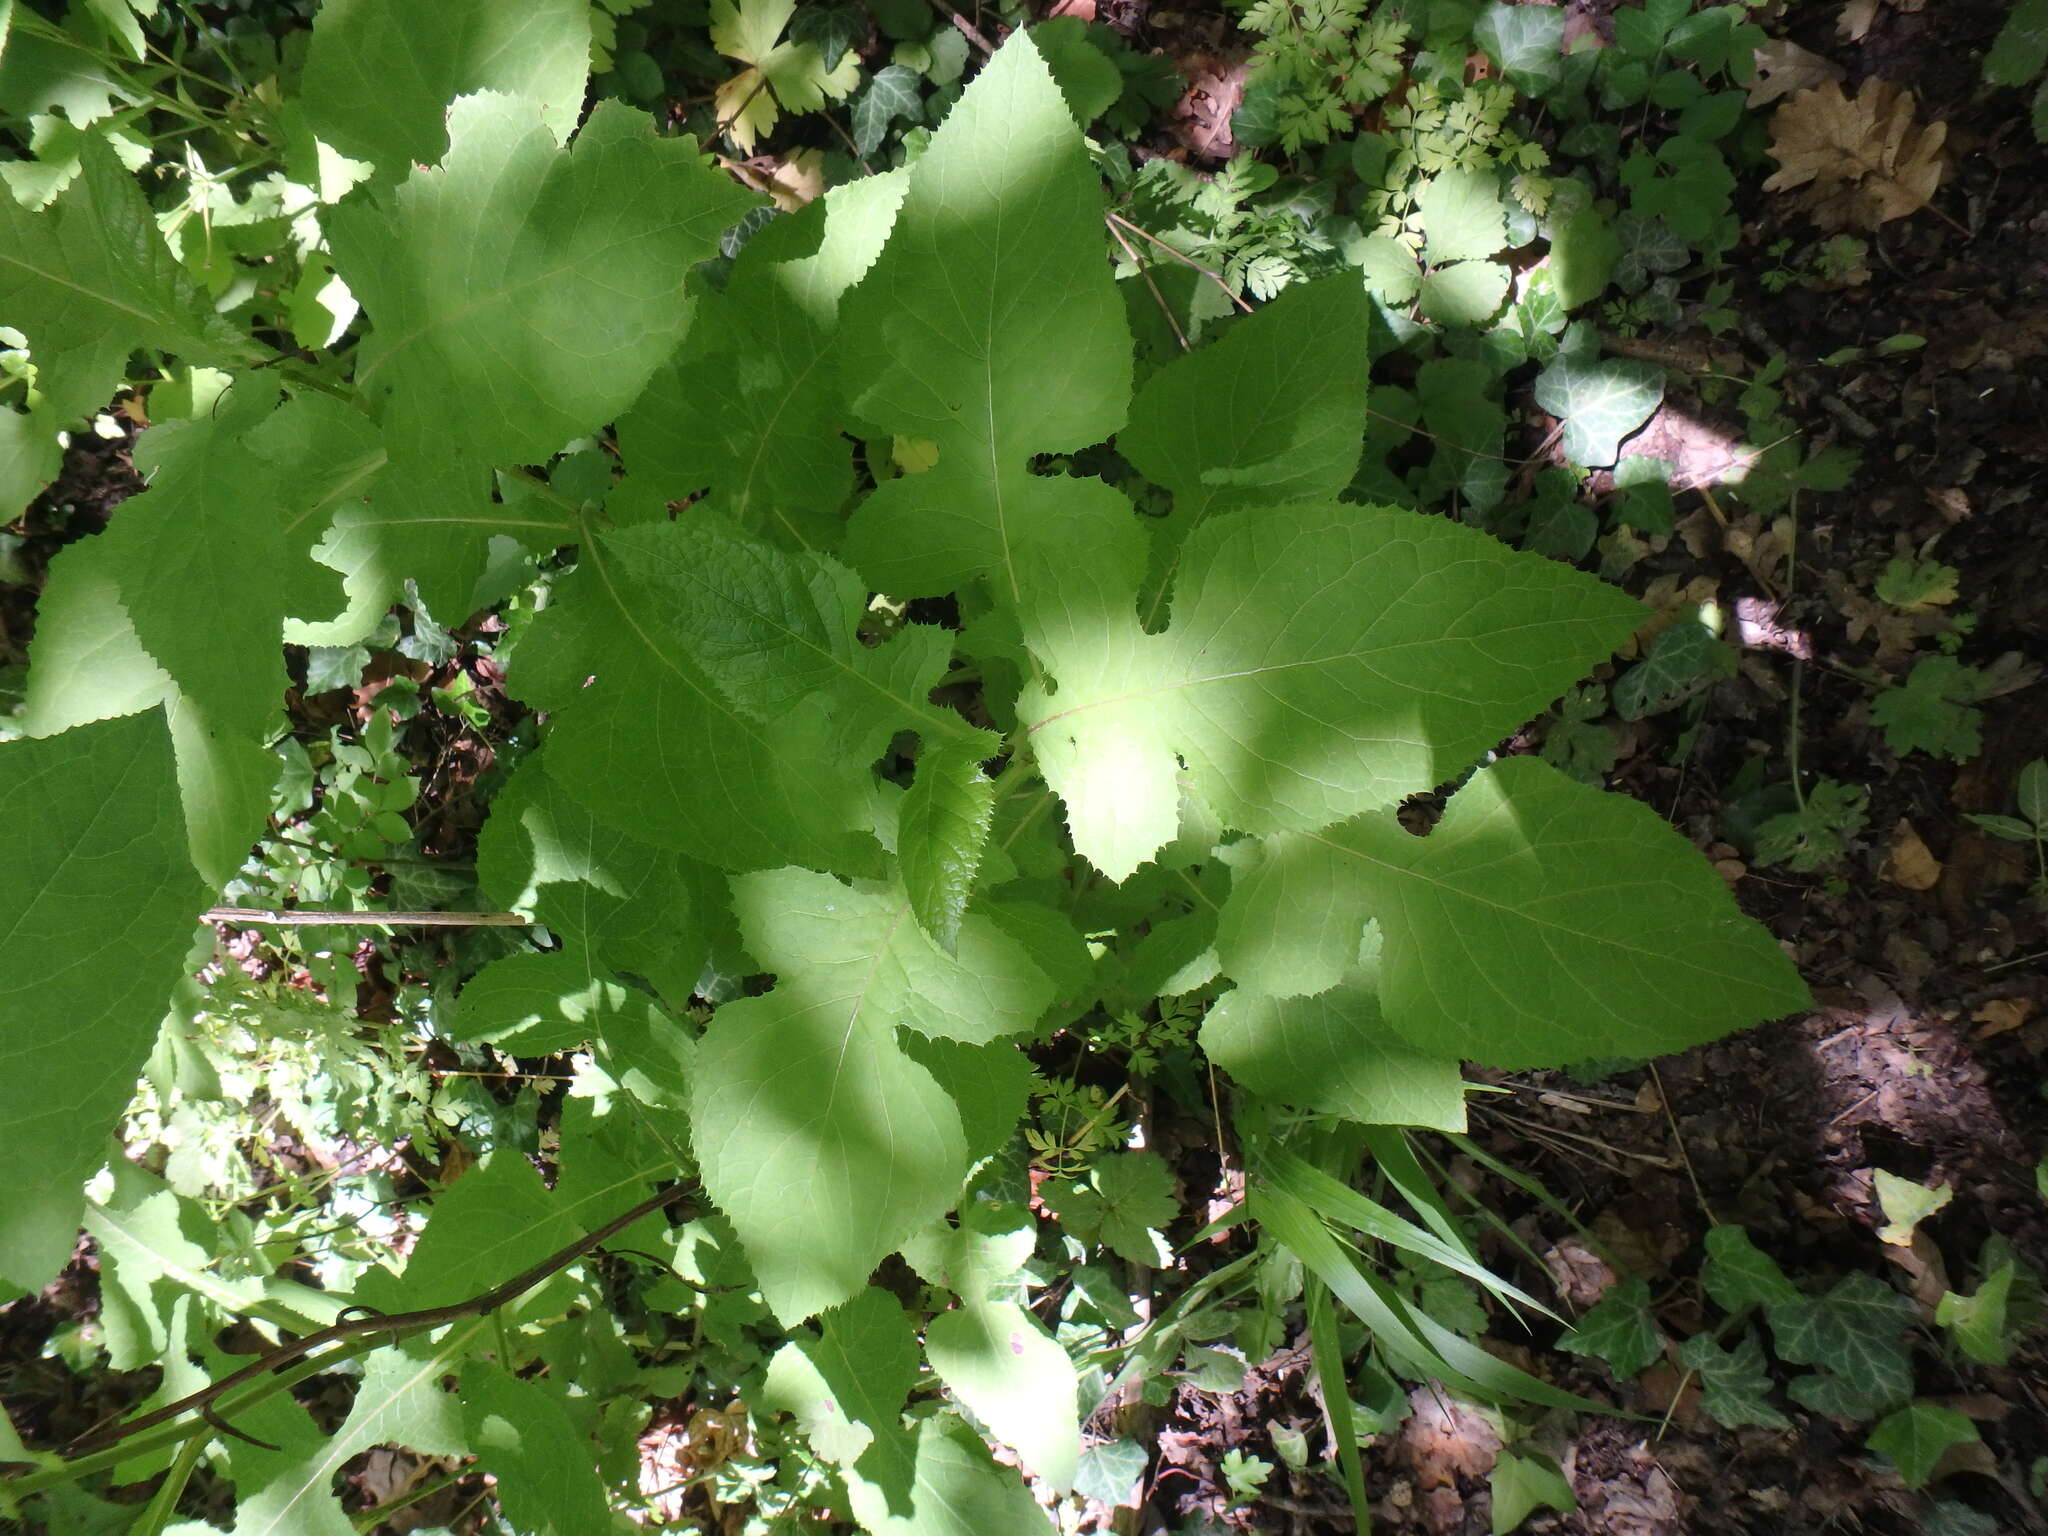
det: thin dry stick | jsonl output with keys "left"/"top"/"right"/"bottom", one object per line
{"left": 1104, "top": 211, "right": 1255, "bottom": 314}
{"left": 1650, "top": 1062, "right": 1717, "bottom": 1225}
{"left": 204, "top": 907, "right": 529, "bottom": 928}
{"left": 1105, "top": 216, "right": 1189, "bottom": 352}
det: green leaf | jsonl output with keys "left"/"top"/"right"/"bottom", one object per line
{"left": 0, "top": 135, "right": 252, "bottom": 441}
{"left": 1551, "top": 203, "right": 1621, "bottom": 311}
{"left": 0, "top": 711, "right": 202, "bottom": 1290}
{"left": 1986, "top": 0, "right": 2048, "bottom": 86}
{"left": 1490, "top": 1449, "right": 1577, "bottom": 1533}
{"left": 1560, "top": 1278, "right": 1665, "bottom": 1379}
{"left": 1119, "top": 276, "right": 1369, "bottom": 620}
{"left": 300, "top": 0, "right": 593, "bottom": 175}
{"left": 1353, "top": 233, "right": 1423, "bottom": 305}
{"left": 1868, "top": 1403, "right": 1980, "bottom": 1490}
{"left": 1768, "top": 1272, "right": 1917, "bottom": 1416}
{"left": 1701, "top": 1225, "right": 1801, "bottom": 1312}
{"left": 329, "top": 93, "right": 757, "bottom": 469}
{"left": 461, "top": 1360, "right": 611, "bottom": 1536}
{"left": 2019, "top": 758, "right": 2048, "bottom": 828}
{"left": 899, "top": 744, "right": 997, "bottom": 954}
{"left": 789, "top": 2, "right": 866, "bottom": 71}
{"left": 1201, "top": 985, "right": 1468, "bottom": 1131}
{"left": 1874, "top": 557, "right": 1960, "bottom": 611}
{"left": 1475, "top": 1, "right": 1565, "bottom": 92}
{"left": 1419, "top": 259, "right": 1512, "bottom": 326}
{"left": 688, "top": 869, "right": 1051, "bottom": 1320}
{"left": 1678, "top": 1329, "right": 1789, "bottom": 1430}
{"left": 853, "top": 63, "right": 924, "bottom": 154}
{"left": 616, "top": 171, "right": 908, "bottom": 540}
{"left": 1073, "top": 1438, "right": 1149, "bottom": 1507}
{"left": 1875, "top": 1169, "right": 1953, "bottom": 1246}
{"left": 1937, "top": 1264, "right": 2016, "bottom": 1367}
{"left": 763, "top": 1286, "right": 920, "bottom": 1481}
{"left": 924, "top": 1208, "right": 1080, "bottom": 1489}
{"left": 842, "top": 1413, "right": 1053, "bottom": 1536}
{"left": 1030, "top": 17, "right": 1123, "bottom": 123}
{"left": 1020, "top": 503, "right": 1643, "bottom": 881}
{"left": 1217, "top": 759, "right": 1811, "bottom": 1068}
{"left": 477, "top": 750, "right": 709, "bottom": 1009}
{"left": 1612, "top": 617, "right": 1733, "bottom": 720}
{"left": 1533, "top": 332, "right": 1664, "bottom": 468}
{"left": 842, "top": 31, "right": 1132, "bottom": 598}
{"left": 1041, "top": 1151, "right": 1177, "bottom": 1266}
{"left": 1419, "top": 168, "right": 1508, "bottom": 265}
{"left": 1871, "top": 657, "right": 1989, "bottom": 762}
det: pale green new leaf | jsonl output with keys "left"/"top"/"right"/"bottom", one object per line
{"left": 461, "top": 1360, "right": 611, "bottom": 1536}
{"left": 0, "top": 135, "right": 252, "bottom": 441}
{"left": 1118, "top": 276, "right": 1369, "bottom": 621}
{"left": 1019, "top": 502, "right": 1645, "bottom": 880}
{"left": 842, "top": 31, "right": 1132, "bottom": 598}
{"left": 330, "top": 93, "right": 757, "bottom": 469}
{"left": 300, "top": 0, "right": 592, "bottom": 175}
{"left": 0, "top": 711, "right": 202, "bottom": 1290}
{"left": 1217, "top": 758, "right": 1811, "bottom": 1067}
{"left": 1420, "top": 168, "right": 1508, "bottom": 265}
{"left": 616, "top": 171, "right": 907, "bottom": 543}
{"left": 688, "top": 869, "right": 1051, "bottom": 1320}
{"left": 1202, "top": 985, "right": 1468, "bottom": 1130}
{"left": 1490, "top": 1450, "right": 1577, "bottom": 1534}
{"left": 1937, "top": 1264, "right": 2016, "bottom": 1367}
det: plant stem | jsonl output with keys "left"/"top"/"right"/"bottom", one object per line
{"left": 201, "top": 907, "right": 529, "bottom": 928}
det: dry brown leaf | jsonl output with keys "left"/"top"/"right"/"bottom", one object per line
{"left": 1881, "top": 818, "right": 1943, "bottom": 890}
{"left": 1764, "top": 79, "right": 1947, "bottom": 230}
{"left": 1749, "top": 39, "right": 1846, "bottom": 107}
{"left": 1837, "top": 0, "right": 1880, "bottom": 38}
{"left": 1972, "top": 997, "right": 2035, "bottom": 1039}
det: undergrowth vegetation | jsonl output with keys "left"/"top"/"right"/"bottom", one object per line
{"left": 1, "top": 0, "right": 2041, "bottom": 1531}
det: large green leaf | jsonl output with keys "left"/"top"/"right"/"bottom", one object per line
{"left": 762, "top": 1286, "right": 921, "bottom": 1485}
{"left": 687, "top": 869, "right": 1052, "bottom": 1321}
{"left": 0, "top": 135, "right": 252, "bottom": 445}
{"left": 1216, "top": 757, "right": 1811, "bottom": 1067}
{"left": 461, "top": 1361, "right": 611, "bottom": 1536}
{"left": 329, "top": 93, "right": 757, "bottom": 469}
{"left": 0, "top": 711, "right": 202, "bottom": 1289}
{"left": 300, "top": 0, "right": 593, "bottom": 175}
{"left": 1201, "top": 984, "right": 1468, "bottom": 1130}
{"left": 841, "top": 30, "right": 1132, "bottom": 599}
{"left": 616, "top": 170, "right": 907, "bottom": 545}
{"left": 1118, "top": 276, "right": 1369, "bottom": 623}
{"left": 1018, "top": 502, "right": 1644, "bottom": 880}
{"left": 843, "top": 1414, "right": 1053, "bottom": 1536}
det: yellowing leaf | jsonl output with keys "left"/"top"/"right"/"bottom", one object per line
{"left": 711, "top": 0, "right": 861, "bottom": 153}
{"left": 1763, "top": 79, "right": 1946, "bottom": 230}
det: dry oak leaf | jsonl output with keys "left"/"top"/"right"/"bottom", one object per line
{"left": 1881, "top": 818, "right": 1942, "bottom": 891}
{"left": 1764, "top": 78, "right": 1947, "bottom": 230}
{"left": 1749, "top": 38, "right": 1846, "bottom": 108}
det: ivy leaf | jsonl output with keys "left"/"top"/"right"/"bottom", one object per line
{"left": 1867, "top": 1403, "right": 1980, "bottom": 1490}
{"left": 1612, "top": 617, "right": 1734, "bottom": 720}
{"left": 842, "top": 31, "right": 1132, "bottom": 598}
{"left": 1019, "top": 502, "right": 1643, "bottom": 881}
{"left": 1701, "top": 1225, "right": 1801, "bottom": 1313}
{"left": 1871, "top": 657, "right": 1988, "bottom": 761}
{"left": 1118, "top": 276, "right": 1369, "bottom": 620}
{"left": 1937, "top": 1264, "right": 2017, "bottom": 1367}
{"left": 788, "top": 2, "right": 867, "bottom": 71}
{"left": 1768, "top": 1272, "right": 1916, "bottom": 1416}
{"left": 1534, "top": 329, "right": 1665, "bottom": 468}
{"left": 300, "top": 0, "right": 592, "bottom": 175}
{"left": 1875, "top": 1169, "right": 1952, "bottom": 1246}
{"left": 1560, "top": 1277, "right": 1665, "bottom": 1378}
{"left": 0, "top": 712, "right": 203, "bottom": 1290}
{"left": 460, "top": 1361, "right": 611, "bottom": 1536}
{"left": 1419, "top": 168, "right": 1508, "bottom": 265}
{"left": 853, "top": 64, "right": 924, "bottom": 155}
{"left": 688, "top": 869, "right": 1051, "bottom": 1321}
{"left": 1201, "top": 984, "right": 1468, "bottom": 1131}
{"left": 616, "top": 171, "right": 908, "bottom": 541}
{"left": 329, "top": 93, "right": 758, "bottom": 470}
{"left": 1677, "top": 1329, "right": 1790, "bottom": 1430}
{"left": 1041, "top": 1151, "right": 1177, "bottom": 1265}
{"left": 899, "top": 744, "right": 997, "bottom": 954}
{"left": 1215, "top": 758, "right": 1812, "bottom": 1068}
{"left": 1475, "top": 1, "right": 1565, "bottom": 92}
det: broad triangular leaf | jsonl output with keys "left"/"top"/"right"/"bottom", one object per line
{"left": 841, "top": 31, "right": 1132, "bottom": 598}
{"left": 0, "top": 711, "right": 202, "bottom": 1289}
{"left": 1019, "top": 502, "right": 1645, "bottom": 880}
